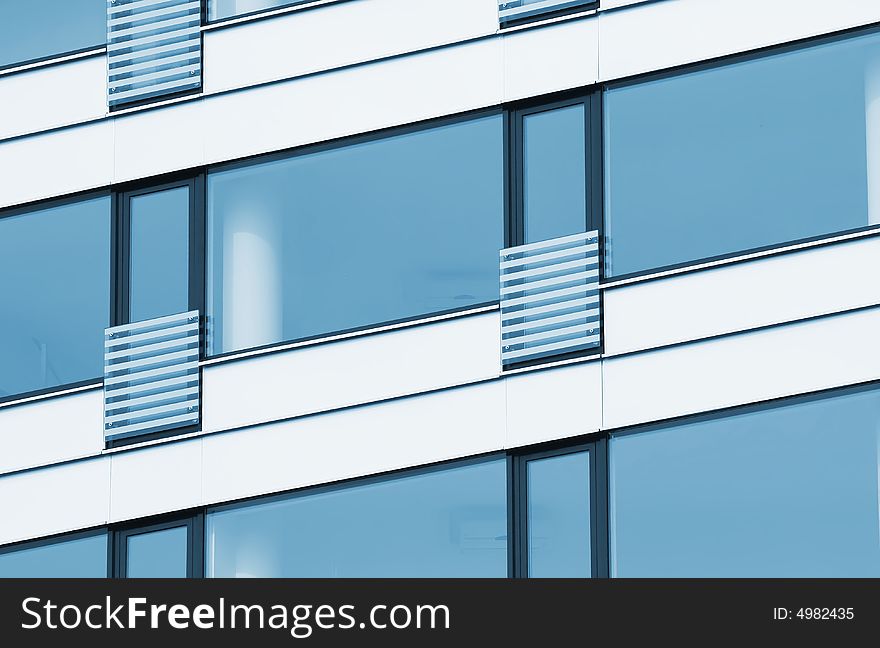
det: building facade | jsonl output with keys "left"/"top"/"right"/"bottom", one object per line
{"left": 2, "top": 0, "right": 880, "bottom": 577}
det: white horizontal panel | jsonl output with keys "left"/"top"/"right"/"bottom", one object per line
{"left": 203, "top": 0, "right": 498, "bottom": 94}
{"left": 109, "top": 439, "right": 202, "bottom": 522}
{"left": 201, "top": 37, "right": 504, "bottom": 167}
{"left": 603, "top": 308, "right": 880, "bottom": 430}
{"left": 0, "top": 121, "right": 113, "bottom": 210}
{"left": 0, "top": 459, "right": 110, "bottom": 546}
{"left": 0, "top": 390, "right": 104, "bottom": 476}
{"left": 506, "top": 361, "right": 602, "bottom": 448}
{"left": 202, "top": 312, "right": 501, "bottom": 434}
{"left": 603, "top": 236, "right": 880, "bottom": 356}
{"left": 502, "top": 17, "right": 599, "bottom": 102}
{"left": 202, "top": 379, "right": 506, "bottom": 505}
{"left": 0, "top": 56, "right": 106, "bottom": 141}
{"left": 599, "top": 0, "right": 880, "bottom": 80}
{"left": 599, "top": 0, "right": 653, "bottom": 9}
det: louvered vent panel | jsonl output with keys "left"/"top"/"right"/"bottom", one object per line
{"left": 107, "top": 0, "right": 202, "bottom": 107}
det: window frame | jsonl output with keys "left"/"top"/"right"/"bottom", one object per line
{"left": 511, "top": 437, "right": 608, "bottom": 578}
{"left": 0, "top": 527, "right": 110, "bottom": 578}
{"left": 113, "top": 512, "right": 205, "bottom": 578}
{"left": 498, "top": 0, "right": 599, "bottom": 29}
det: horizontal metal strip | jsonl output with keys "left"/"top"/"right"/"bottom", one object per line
{"left": 104, "top": 361, "right": 198, "bottom": 387}
{"left": 105, "top": 373, "right": 199, "bottom": 399}
{"left": 502, "top": 308, "right": 600, "bottom": 334}
{"left": 105, "top": 324, "right": 198, "bottom": 351}
{"left": 105, "top": 398, "right": 198, "bottom": 424}
{"left": 106, "top": 317, "right": 197, "bottom": 342}
{"left": 501, "top": 283, "right": 597, "bottom": 308}
{"left": 109, "top": 75, "right": 200, "bottom": 103}
{"left": 500, "top": 269, "right": 598, "bottom": 296}
{"left": 502, "top": 334, "right": 600, "bottom": 362}
{"left": 105, "top": 411, "right": 199, "bottom": 440}
{"left": 109, "top": 3, "right": 200, "bottom": 28}
{"left": 105, "top": 347, "right": 198, "bottom": 374}
{"left": 106, "top": 310, "right": 199, "bottom": 335}
{"left": 109, "top": 13, "right": 200, "bottom": 41}
{"left": 108, "top": 39, "right": 199, "bottom": 66}
{"left": 110, "top": 62, "right": 200, "bottom": 89}
{"left": 501, "top": 295, "right": 600, "bottom": 321}
{"left": 500, "top": 231, "right": 597, "bottom": 258}
{"left": 499, "top": 0, "right": 592, "bottom": 21}
{"left": 107, "top": 26, "right": 199, "bottom": 54}
{"left": 105, "top": 385, "right": 199, "bottom": 411}
{"left": 502, "top": 322, "right": 599, "bottom": 347}
{"left": 109, "top": 0, "right": 198, "bottom": 17}
{"left": 500, "top": 242, "right": 598, "bottom": 270}
{"left": 105, "top": 335, "right": 196, "bottom": 361}
{"left": 109, "top": 50, "right": 200, "bottom": 77}
{"left": 502, "top": 256, "right": 597, "bottom": 283}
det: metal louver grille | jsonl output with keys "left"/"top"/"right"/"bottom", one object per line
{"left": 104, "top": 310, "right": 200, "bottom": 442}
{"left": 498, "top": 0, "right": 595, "bottom": 25}
{"left": 500, "top": 231, "right": 600, "bottom": 366}
{"left": 107, "top": 0, "right": 202, "bottom": 108}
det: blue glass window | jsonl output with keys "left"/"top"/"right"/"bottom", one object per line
{"left": 0, "top": 196, "right": 111, "bottom": 400}
{"left": 207, "top": 0, "right": 311, "bottom": 21}
{"left": 522, "top": 104, "right": 588, "bottom": 244}
{"left": 126, "top": 526, "right": 188, "bottom": 578}
{"left": 0, "top": 533, "right": 107, "bottom": 577}
{"left": 207, "top": 115, "right": 504, "bottom": 355}
{"left": 604, "top": 30, "right": 880, "bottom": 277}
{"left": 499, "top": 0, "right": 597, "bottom": 27}
{"left": 0, "top": 0, "right": 106, "bottom": 69}
{"left": 610, "top": 388, "right": 880, "bottom": 577}
{"left": 527, "top": 451, "right": 591, "bottom": 577}
{"left": 206, "top": 458, "right": 508, "bottom": 577}
{"left": 129, "top": 186, "right": 191, "bottom": 322}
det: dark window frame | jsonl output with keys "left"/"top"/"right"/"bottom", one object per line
{"left": 499, "top": 0, "right": 599, "bottom": 29}
{"left": 112, "top": 511, "right": 205, "bottom": 578}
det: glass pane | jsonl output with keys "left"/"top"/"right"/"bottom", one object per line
{"left": 528, "top": 451, "right": 591, "bottom": 577}
{"left": 610, "top": 388, "right": 880, "bottom": 577}
{"left": 207, "top": 115, "right": 504, "bottom": 355}
{"left": 0, "top": 534, "right": 107, "bottom": 578}
{"left": 0, "top": 197, "right": 111, "bottom": 399}
{"left": 0, "top": 0, "right": 106, "bottom": 69}
{"left": 126, "top": 526, "right": 188, "bottom": 578}
{"left": 129, "top": 187, "right": 190, "bottom": 322}
{"left": 207, "top": 459, "right": 507, "bottom": 577}
{"left": 604, "top": 30, "right": 878, "bottom": 277}
{"left": 208, "top": 0, "right": 311, "bottom": 21}
{"left": 523, "top": 104, "right": 587, "bottom": 243}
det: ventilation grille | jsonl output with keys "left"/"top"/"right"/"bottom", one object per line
{"left": 498, "top": 0, "right": 596, "bottom": 25}
{"left": 107, "top": 0, "right": 202, "bottom": 108}
{"left": 500, "top": 231, "right": 601, "bottom": 367}
{"left": 104, "top": 310, "right": 200, "bottom": 442}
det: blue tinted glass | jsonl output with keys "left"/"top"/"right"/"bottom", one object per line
{"left": 610, "top": 388, "right": 880, "bottom": 577}
{"left": 0, "top": 0, "right": 106, "bottom": 69}
{"left": 528, "top": 451, "right": 591, "bottom": 577}
{"left": 524, "top": 105, "right": 587, "bottom": 243}
{"left": 0, "top": 197, "right": 110, "bottom": 399}
{"left": 604, "top": 31, "right": 877, "bottom": 277}
{"left": 208, "top": 0, "right": 310, "bottom": 21}
{"left": 126, "top": 526, "right": 188, "bottom": 578}
{"left": 0, "top": 533, "right": 107, "bottom": 577}
{"left": 130, "top": 187, "right": 190, "bottom": 322}
{"left": 207, "top": 115, "right": 504, "bottom": 355}
{"left": 206, "top": 459, "right": 507, "bottom": 577}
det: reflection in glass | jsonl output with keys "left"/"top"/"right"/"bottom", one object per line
{"left": 206, "top": 459, "right": 508, "bottom": 577}
{"left": 528, "top": 451, "right": 591, "bottom": 577}
{"left": 0, "top": 0, "right": 106, "bottom": 68}
{"left": 523, "top": 104, "right": 587, "bottom": 243}
{"left": 127, "top": 526, "right": 188, "bottom": 578}
{"left": 604, "top": 30, "right": 880, "bottom": 277}
{"left": 0, "top": 534, "right": 108, "bottom": 578}
{"left": 0, "top": 197, "right": 110, "bottom": 399}
{"left": 208, "top": 0, "right": 310, "bottom": 21}
{"left": 207, "top": 115, "right": 504, "bottom": 355}
{"left": 129, "top": 187, "right": 190, "bottom": 322}
{"left": 610, "top": 388, "right": 880, "bottom": 577}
